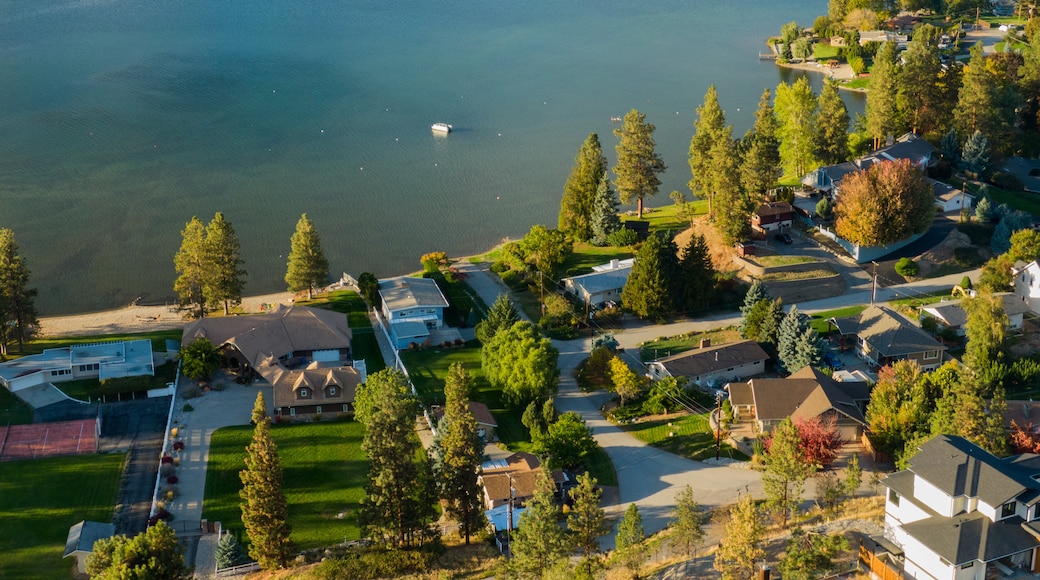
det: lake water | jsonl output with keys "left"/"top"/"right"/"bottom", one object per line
{"left": 0, "top": 0, "right": 861, "bottom": 314}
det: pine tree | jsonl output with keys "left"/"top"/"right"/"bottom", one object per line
{"left": 710, "top": 127, "right": 753, "bottom": 244}
{"left": 676, "top": 233, "right": 716, "bottom": 314}
{"left": 688, "top": 85, "right": 729, "bottom": 217}
{"left": 816, "top": 82, "right": 849, "bottom": 165}
{"left": 567, "top": 472, "right": 607, "bottom": 575}
{"left": 788, "top": 328, "right": 825, "bottom": 372}
{"left": 865, "top": 42, "right": 900, "bottom": 150}
{"left": 613, "top": 109, "right": 666, "bottom": 219}
{"left": 740, "top": 89, "right": 782, "bottom": 199}
{"left": 615, "top": 503, "right": 646, "bottom": 578}
{"left": 897, "top": 30, "right": 943, "bottom": 136}
{"left": 763, "top": 417, "right": 814, "bottom": 527}
{"left": 204, "top": 212, "right": 247, "bottom": 315}
{"left": 961, "top": 130, "right": 992, "bottom": 177}
{"left": 239, "top": 392, "right": 293, "bottom": 570}
{"left": 560, "top": 134, "right": 608, "bottom": 241}
{"left": 0, "top": 229, "right": 38, "bottom": 355}
{"left": 475, "top": 293, "right": 520, "bottom": 344}
{"left": 621, "top": 233, "right": 677, "bottom": 320}
{"left": 844, "top": 453, "right": 862, "bottom": 498}
{"left": 589, "top": 176, "right": 622, "bottom": 246}
{"left": 775, "top": 77, "right": 819, "bottom": 178}
{"left": 955, "top": 43, "right": 1020, "bottom": 147}
{"left": 777, "top": 527, "right": 849, "bottom": 580}
{"left": 173, "top": 217, "right": 209, "bottom": 318}
{"left": 433, "top": 363, "right": 485, "bottom": 545}
{"left": 777, "top": 306, "right": 808, "bottom": 373}
{"left": 215, "top": 532, "right": 248, "bottom": 569}
{"left": 714, "top": 493, "right": 764, "bottom": 580}
{"left": 669, "top": 485, "right": 704, "bottom": 558}
{"left": 357, "top": 369, "right": 436, "bottom": 546}
{"left": 941, "top": 129, "right": 960, "bottom": 165}
{"left": 740, "top": 280, "right": 770, "bottom": 318}
{"left": 510, "top": 466, "right": 573, "bottom": 578}
{"left": 285, "top": 213, "right": 329, "bottom": 299}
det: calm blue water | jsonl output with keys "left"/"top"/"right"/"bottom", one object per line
{"left": 0, "top": 0, "right": 859, "bottom": 314}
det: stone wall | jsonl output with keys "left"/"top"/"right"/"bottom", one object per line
{"left": 763, "top": 273, "right": 845, "bottom": 304}
{"left": 734, "top": 255, "right": 827, "bottom": 278}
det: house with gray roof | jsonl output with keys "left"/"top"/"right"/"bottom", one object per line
{"left": 830, "top": 305, "right": 946, "bottom": 371}
{"left": 562, "top": 258, "right": 633, "bottom": 308}
{"left": 64, "top": 520, "right": 116, "bottom": 574}
{"left": 881, "top": 435, "right": 1040, "bottom": 579}
{"left": 727, "top": 365, "right": 870, "bottom": 441}
{"left": 0, "top": 339, "right": 155, "bottom": 393}
{"left": 378, "top": 277, "right": 450, "bottom": 349}
{"left": 182, "top": 305, "right": 363, "bottom": 419}
{"left": 647, "top": 340, "right": 769, "bottom": 388}
{"left": 921, "top": 293, "right": 1028, "bottom": 336}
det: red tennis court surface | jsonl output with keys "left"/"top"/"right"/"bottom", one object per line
{"left": 0, "top": 418, "right": 97, "bottom": 462}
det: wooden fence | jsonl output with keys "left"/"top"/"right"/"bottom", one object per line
{"left": 859, "top": 542, "right": 905, "bottom": 580}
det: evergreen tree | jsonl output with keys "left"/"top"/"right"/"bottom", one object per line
{"left": 763, "top": 417, "right": 814, "bottom": 526}
{"left": 816, "top": 82, "right": 849, "bottom": 165}
{"left": 589, "top": 176, "right": 622, "bottom": 246}
{"left": 509, "top": 466, "right": 573, "bottom": 578}
{"left": 481, "top": 321, "right": 559, "bottom": 407}
{"left": 845, "top": 452, "right": 863, "bottom": 498}
{"left": 897, "top": 31, "right": 943, "bottom": 136}
{"left": 788, "top": 328, "right": 825, "bottom": 373}
{"left": 476, "top": 293, "right": 520, "bottom": 344}
{"left": 961, "top": 130, "right": 992, "bottom": 177}
{"left": 669, "top": 485, "right": 705, "bottom": 558}
{"left": 86, "top": 520, "right": 188, "bottom": 579}
{"left": 433, "top": 363, "right": 485, "bottom": 544}
{"left": 204, "top": 212, "right": 247, "bottom": 315}
{"left": 775, "top": 77, "right": 819, "bottom": 178}
{"left": 615, "top": 503, "right": 646, "bottom": 578}
{"left": 941, "top": 129, "right": 961, "bottom": 165}
{"left": 955, "top": 43, "right": 1020, "bottom": 148}
{"left": 714, "top": 493, "right": 764, "bottom": 580}
{"left": 0, "top": 229, "right": 38, "bottom": 355}
{"left": 173, "top": 217, "right": 209, "bottom": 318}
{"left": 559, "top": 134, "right": 607, "bottom": 241}
{"left": 742, "top": 297, "right": 784, "bottom": 345}
{"left": 777, "top": 306, "right": 809, "bottom": 373}
{"left": 740, "top": 89, "right": 782, "bottom": 199}
{"left": 711, "top": 127, "right": 754, "bottom": 244}
{"left": 215, "top": 532, "right": 248, "bottom": 569}
{"left": 567, "top": 472, "right": 607, "bottom": 576}
{"left": 239, "top": 392, "right": 293, "bottom": 570}
{"left": 621, "top": 233, "right": 678, "bottom": 320}
{"left": 688, "top": 85, "right": 729, "bottom": 216}
{"left": 357, "top": 369, "right": 436, "bottom": 546}
{"left": 285, "top": 213, "right": 329, "bottom": 299}
{"left": 777, "top": 527, "right": 850, "bottom": 580}
{"left": 740, "top": 280, "right": 771, "bottom": 318}
{"left": 975, "top": 195, "right": 992, "bottom": 222}
{"left": 676, "top": 233, "right": 716, "bottom": 314}
{"left": 865, "top": 42, "right": 901, "bottom": 150}
{"left": 613, "top": 109, "right": 666, "bottom": 219}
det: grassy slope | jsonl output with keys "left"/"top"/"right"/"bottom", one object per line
{"left": 810, "top": 305, "right": 867, "bottom": 334}
{"left": 0, "top": 453, "right": 125, "bottom": 579}
{"left": 203, "top": 420, "right": 369, "bottom": 550}
{"left": 639, "top": 328, "right": 741, "bottom": 362}
{"left": 621, "top": 413, "right": 749, "bottom": 461}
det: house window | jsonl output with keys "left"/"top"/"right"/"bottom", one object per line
{"left": 925, "top": 350, "right": 938, "bottom": 360}
{"left": 50, "top": 369, "right": 70, "bottom": 377}
{"left": 316, "top": 406, "right": 322, "bottom": 414}
{"left": 1002, "top": 501, "right": 1017, "bottom": 518}
{"left": 329, "top": 386, "right": 337, "bottom": 396}
{"left": 299, "top": 388, "right": 309, "bottom": 398}
{"left": 959, "top": 561, "right": 973, "bottom": 569}
{"left": 343, "top": 404, "right": 350, "bottom": 413}
{"left": 889, "top": 489, "right": 900, "bottom": 507}
{"left": 290, "top": 408, "right": 296, "bottom": 416}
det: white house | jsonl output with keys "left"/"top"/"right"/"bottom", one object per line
{"left": 1013, "top": 260, "right": 1040, "bottom": 315}
{"left": 562, "top": 258, "right": 633, "bottom": 308}
{"left": 880, "top": 435, "right": 1040, "bottom": 579}
{"left": 647, "top": 340, "right": 769, "bottom": 388}
{"left": 921, "top": 293, "right": 1028, "bottom": 335}
{"left": 0, "top": 339, "right": 155, "bottom": 392}
{"left": 930, "top": 179, "right": 974, "bottom": 213}
{"left": 378, "top": 277, "right": 450, "bottom": 349}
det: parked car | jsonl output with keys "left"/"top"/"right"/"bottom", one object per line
{"left": 774, "top": 233, "right": 793, "bottom": 245}
{"left": 824, "top": 352, "right": 844, "bottom": 369}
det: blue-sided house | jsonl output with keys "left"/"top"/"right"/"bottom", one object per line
{"left": 379, "top": 277, "right": 450, "bottom": 349}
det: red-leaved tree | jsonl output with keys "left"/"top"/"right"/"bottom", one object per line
{"left": 1010, "top": 420, "right": 1040, "bottom": 454}
{"left": 794, "top": 417, "right": 845, "bottom": 467}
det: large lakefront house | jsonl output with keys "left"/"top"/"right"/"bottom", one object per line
{"left": 378, "top": 277, "right": 450, "bottom": 349}
{"left": 881, "top": 435, "right": 1040, "bottom": 579}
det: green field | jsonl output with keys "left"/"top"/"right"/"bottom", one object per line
{"left": 639, "top": 328, "right": 741, "bottom": 362}
{"left": 752, "top": 255, "right": 817, "bottom": 267}
{"left": 621, "top": 201, "right": 707, "bottom": 232}
{"left": 0, "top": 453, "right": 125, "bottom": 579}
{"left": 809, "top": 306, "right": 867, "bottom": 334}
{"left": 203, "top": 420, "right": 369, "bottom": 550}
{"left": 813, "top": 43, "right": 840, "bottom": 60}
{"left": 620, "top": 413, "right": 748, "bottom": 461}
{"left": 562, "top": 244, "right": 636, "bottom": 277}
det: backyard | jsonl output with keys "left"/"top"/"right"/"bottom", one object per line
{"left": 639, "top": 327, "right": 742, "bottom": 362}
{"left": 202, "top": 420, "right": 369, "bottom": 550}
{"left": 295, "top": 290, "right": 386, "bottom": 374}
{"left": 56, "top": 361, "right": 178, "bottom": 401}
{"left": 0, "top": 453, "right": 125, "bottom": 579}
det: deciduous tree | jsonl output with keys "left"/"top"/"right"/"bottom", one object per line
{"left": 240, "top": 392, "right": 293, "bottom": 569}
{"left": 432, "top": 363, "right": 485, "bottom": 544}
{"left": 559, "top": 134, "right": 607, "bottom": 241}
{"left": 204, "top": 212, "right": 247, "bottom": 315}
{"left": 794, "top": 417, "right": 844, "bottom": 467}
{"left": 481, "top": 321, "right": 559, "bottom": 407}
{"left": 962, "top": 290, "right": 1009, "bottom": 390}
{"left": 613, "top": 109, "right": 666, "bottom": 219}
{"left": 714, "top": 493, "right": 764, "bottom": 580}
{"left": 521, "top": 225, "right": 572, "bottom": 280}
{"left": 816, "top": 82, "right": 850, "bottom": 165}
{"left": 866, "top": 360, "right": 928, "bottom": 455}
{"left": 568, "top": 473, "right": 607, "bottom": 575}
{"left": 86, "top": 520, "right": 188, "bottom": 579}
{"left": 834, "top": 159, "right": 934, "bottom": 246}
{"left": 609, "top": 356, "right": 644, "bottom": 406}
{"left": 356, "top": 272, "right": 380, "bottom": 307}
{"left": 285, "top": 213, "right": 329, "bottom": 300}
{"left": 180, "top": 338, "right": 222, "bottom": 381}
{"left": 534, "top": 411, "right": 596, "bottom": 469}
{"left": 0, "top": 228, "right": 38, "bottom": 355}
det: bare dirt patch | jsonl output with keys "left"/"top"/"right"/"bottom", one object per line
{"left": 912, "top": 228, "right": 977, "bottom": 278}
{"left": 673, "top": 218, "right": 740, "bottom": 274}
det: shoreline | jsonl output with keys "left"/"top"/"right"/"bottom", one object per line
{"left": 773, "top": 59, "right": 866, "bottom": 93}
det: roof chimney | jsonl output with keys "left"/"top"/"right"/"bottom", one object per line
{"left": 610, "top": 259, "right": 619, "bottom": 270}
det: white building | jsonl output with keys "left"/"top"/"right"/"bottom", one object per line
{"left": 1013, "top": 260, "right": 1040, "bottom": 315}
{"left": 562, "top": 258, "right": 633, "bottom": 308}
{"left": 0, "top": 339, "right": 154, "bottom": 392}
{"left": 921, "top": 293, "right": 1028, "bottom": 335}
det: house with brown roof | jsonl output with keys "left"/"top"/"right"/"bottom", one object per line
{"left": 478, "top": 452, "right": 564, "bottom": 511}
{"left": 182, "top": 305, "right": 364, "bottom": 419}
{"left": 647, "top": 340, "right": 769, "bottom": 388}
{"left": 751, "top": 201, "right": 796, "bottom": 236}
{"left": 428, "top": 401, "right": 499, "bottom": 443}
{"left": 830, "top": 305, "right": 946, "bottom": 371}
{"left": 727, "top": 365, "right": 870, "bottom": 441}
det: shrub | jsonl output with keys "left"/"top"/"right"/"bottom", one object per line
{"left": 895, "top": 257, "right": 919, "bottom": 277}
{"left": 172, "top": 441, "right": 185, "bottom": 451}
{"left": 312, "top": 547, "right": 437, "bottom": 580}
{"left": 990, "top": 171, "right": 1024, "bottom": 191}
{"left": 167, "top": 475, "right": 179, "bottom": 484}
{"left": 960, "top": 275, "right": 973, "bottom": 289}
{"left": 161, "top": 455, "right": 174, "bottom": 465}
{"left": 490, "top": 261, "right": 508, "bottom": 274}
{"left": 607, "top": 228, "right": 639, "bottom": 247}
{"left": 182, "top": 404, "right": 194, "bottom": 412}
{"left": 954, "top": 247, "right": 984, "bottom": 268}
{"left": 499, "top": 269, "right": 524, "bottom": 289}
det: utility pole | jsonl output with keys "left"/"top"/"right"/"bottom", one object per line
{"left": 506, "top": 475, "right": 515, "bottom": 557}
{"left": 960, "top": 181, "right": 967, "bottom": 223}
{"left": 715, "top": 392, "right": 724, "bottom": 460}
{"left": 871, "top": 261, "right": 878, "bottom": 305}
{"left": 539, "top": 271, "right": 544, "bottom": 316}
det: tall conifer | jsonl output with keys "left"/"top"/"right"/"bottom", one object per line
{"left": 589, "top": 176, "right": 622, "bottom": 246}
{"left": 0, "top": 229, "right": 38, "bottom": 354}
{"left": 559, "top": 134, "right": 607, "bottom": 241}
{"left": 688, "top": 85, "right": 728, "bottom": 216}
{"left": 613, "top": 109, "right": 666, "bottom": 219}
{"left": 432, "top": 363, "right": 485, "bottom": 544}
{"left": 239, "top": 392, "right": 293, "bottom": 570}
{"left": 285, "top": 213, "right": 329, "bottom": 300}
{"left": 173, "top": 217, "right": 209, "bottom": 318}
{"left": 204, "top": 212, "right": 247, "bottom": 315}
{"left": 816, "top": 82, "right": 849, "bottom": 165}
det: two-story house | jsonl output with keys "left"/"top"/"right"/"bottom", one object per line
{"left": 751, "top": 201, "right": 796, "bottom": 237}
{"left": 882, "top": 435, "right": 1040, "bottom": 579}
{"left": 1013, "top": 261, "right": 1040, "bottom": 315}
{"left": 378, "top": 277, "right": 450, "bottom": 349}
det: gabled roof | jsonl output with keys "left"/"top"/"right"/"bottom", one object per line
{"left": 652, "top": 340, "right": 769, "bottom": 379}
{"left": 929, "top": 179, "right": 972, "bottom": 203}
{"left": 831, "top": 305, "right": 945, "bottom": 357}
{"left": 735, "top": 366, "right": 868, "bottom": 425}
{"left": 922, "top": 293, "right": 1030, "bottom": 328}
{"left": 875, "top": 133, "right": 936, "bottom": 165}
{"left": 431, "top": 401, "right": 499, "bottom": 428}
{"left": 379, "top": 277, "right": 449, "bottom": 312}
{"left": 64, "top": 520, "right": 115, "bottom": 557}
{"left": 263, "top": 360, "right": 362, "bottom": 410}
{"left": 901, "top": 513, "right": 1040, "bottom": 565}
{"left": 754, "top": 201, "right": 795, "bottom": 219}
{"left": 907, "top": 435, "right": 1040, "bottom": 509}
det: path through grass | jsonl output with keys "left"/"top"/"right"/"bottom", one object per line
{"left": 0, "top": 453, "right": 125, "bottom": 579}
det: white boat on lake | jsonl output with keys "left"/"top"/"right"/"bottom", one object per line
{"left": 431, "top": 123, "right": 452, "bottom": 133}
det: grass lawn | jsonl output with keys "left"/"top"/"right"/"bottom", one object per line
{"left": 20, "top": 329, "right": 184, "bottom": 356}
{"left": 620, "top": 413, "right": 749, "bottom": 461}
{"left": 0, "top": 453, "right": 125, "bottom": 580}
{"left": 621, "top": 202, "right": 706, "bottom": 233}
{"left": 751, "top": 255, "right": 817, "bottom": 267}
{"left": 203, "top": 420, "right": 369, "bottom": 550}
{"left": 975, "top": 183, "right": 1040, "bottom": 216}
{"left": 562, "top": 244, "right": 636, "bottom": 277}
{"left": 428, "top": 271, "right": 489, "bottom": 327}
{"left": 56, "top": 361, "right": 178, "bottom": 401}
{"left": 760, "top": 268, "right": 836, "bottom": 282}
{"left": 843, "top": 77, "right": 870, "bottom": 90}
{"left": 0, "top": 385, "right": 33, "bottom": 425}
{"left": 583, "top": 445, "right": 617, "bottom": 487}
{"left": 813, "top": 43, "right": 840, "bottom": 60}
{"left": 401, "top": 342, "right": 531, "bottom": 452}
{"left": 639, "top": 327, "right": 741, "bottom": 362}
{"left": 809, "top": 306, "right": 866, "bottom": 334}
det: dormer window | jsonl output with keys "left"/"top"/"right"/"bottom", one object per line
{"left": 1001, "top": 501, "right": 1017, "bottom": 519}
{"left": 329, "top": 386, "right": 336, "bottom": 396}
{"left": 298, "top": 387, "right": 309, "bottom": 399}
